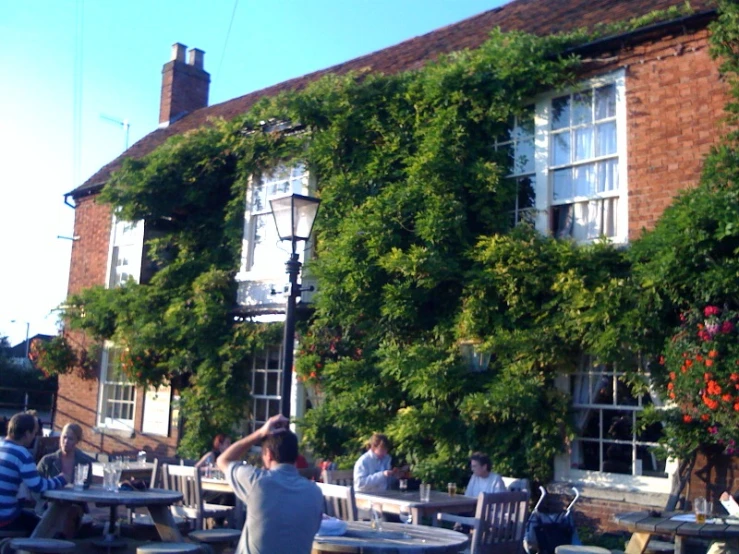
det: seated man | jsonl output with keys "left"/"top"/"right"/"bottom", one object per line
{"left": 0, "top": 413, "right": 70, "bottom": 535}
{"left": 217, "top": 414, "right": 323, "bottom": 554}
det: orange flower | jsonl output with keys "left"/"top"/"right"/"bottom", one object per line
{"left": 731, "top": 373, "right": 739, "bottom": 382}
{"left": 669, "top": 372, "right": 677, "bottom": 380}
{"left": 701, "top": 414, "right": 711, "bottom": 421}
{"left": 705, "top": 359, "right": 714, "bottom": 367}
{"left": 669, "top": 392, "right": 676, "bottom": 399}
{"left": 704, "top": 372, "right": 713, "bottom": 381}
{"left": 667, "top": 382, "right": 674, "bottom": 390}
{"left": 696, "top": 354, "right": 704, "bottom": 362}
{"left": 709, "top": 350, "right": 719, "bottom": 359}
{"left": 683, "top": 414, "right": 693, "bottom": 423}
{"left": 686, "top": 360, "right": 693, "bottom": 367}
{"left": 734, "top": 402, "right": 739, "bottom": 412}
{"left": 723, "top": 394, "right": 733, "bottom": 402}
{"left": 681, "top": 366, "right": 688, "bottom": 373}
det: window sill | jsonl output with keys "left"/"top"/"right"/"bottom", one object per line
{"left": 92, "top": 426, "right": 135, "bottom": 439}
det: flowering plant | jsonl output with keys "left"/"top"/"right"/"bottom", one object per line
{"left": 663, "top": 304, "right": 739, "bottom": 454}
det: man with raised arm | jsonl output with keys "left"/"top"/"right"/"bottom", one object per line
{"left": 0, "top": 412, "right": 70, "bottom": 535}
{"left": 217, "top": 414, "right": 323, "bottom": 554}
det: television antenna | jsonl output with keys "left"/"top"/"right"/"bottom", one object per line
{"left": 100, "top": 114, "right": 131, "bottom": 151}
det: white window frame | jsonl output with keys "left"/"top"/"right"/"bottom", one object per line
{"left": 239, "top": 163, "right": 312, "bottom": 280}
{"left": 248, "top": 345, "right": 284, "bottom": 433}
{"left": 105, "top": 215, "right": 144, "bottom": 289}
{"left": 96, "top": 343, "right": 136, "bottom": 431}
{"left": 554, "top": 360, "right": 676, "bottom": 494}
{"left": 98, "top": 215, "right": 143, "bottom": 430}
{"left": 528, "top": 69, "right": 628, "bottom": 244}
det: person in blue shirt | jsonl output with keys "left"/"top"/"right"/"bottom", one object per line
{"left": 353, "top": 433, "right": 400, "bottom": 492}
{"left": 0, "top": 413, "right": 70, "bottom": 535}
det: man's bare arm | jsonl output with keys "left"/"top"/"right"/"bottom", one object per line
{"left": 216, "top": 414, "right": 288, "bottom": 473}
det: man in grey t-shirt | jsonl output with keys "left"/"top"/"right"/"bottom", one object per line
{"left": 217, "top": 414, "right": 323, "bottom": 554}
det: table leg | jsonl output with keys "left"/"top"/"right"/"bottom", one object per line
{"left": 411, "top": 506, "right": 422, "bottom": 526}
{"left": 674, "top": 536, "right": 685, "bottom": 554}
{"left": 147, "top": 504, "right": 184, "bottom": 542}
{"left": 625, "top": 532, "right": 653, "bottom": 554}
{"left": 31, "top": 501, "right": 68, "bottom": 538}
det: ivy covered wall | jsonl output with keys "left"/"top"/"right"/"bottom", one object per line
{"left": 45, "top": 1, "right": 739, "bottom": 486}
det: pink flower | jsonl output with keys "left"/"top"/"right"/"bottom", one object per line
{"left": 708, "top": 426, "right": 719, "bottom": 435}
{"left": 705, "top": 323, "right": 720, "bottom": 336}
{"left": 705, "top": 306, "right": 721, "bottom": 317}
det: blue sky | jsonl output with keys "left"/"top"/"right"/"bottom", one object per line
{"left": 0, "top": 0, "right": 504, "bottom": 346}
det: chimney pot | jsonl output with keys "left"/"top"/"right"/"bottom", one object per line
{"left": 171, "top": 43, "right": 187, "bottom": 63}
{"left": 188, "top": 48, "right": 205, "bottom": 70}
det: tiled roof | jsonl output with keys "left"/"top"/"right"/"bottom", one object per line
{"left": 72, "top": 0, "right": 715, "bottom": 198}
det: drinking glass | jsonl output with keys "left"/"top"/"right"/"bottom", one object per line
{"left": 73, "top": 464, "right": 88, "bottom": 490}
{"left": 447, "top": 482, "right": 457, "bottom": 496}
{"left": 399, "top": 479, "right": 408, "bottom": 492}
{"left": 695, "top": 496, "right": 708, "bottom": 524}
{"left": 420, "top": 483, "right": 431, "bottom": 502}
{"left": 103, "top": 463, "right": 116, "bottom": 492}
{"left": 399, "top": 505, "right": 412, "bottom": 524}
{"left": 370, "top": 503, "right": 383, "bottom": 532}
{"left": 137, "top": 451, "right": 147, "bottom": 467}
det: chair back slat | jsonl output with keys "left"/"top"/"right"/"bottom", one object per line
{"left": 321, "top": 469, "right": 354, "bottom": 486}
{"left": 316, "top": 482, "right": 357, "bottom": 522}
{"left": 472, "top": 490, "right": 530, "bottom": 554}
{"left": 161, "top": 464, "right": 204, "bottom": 530}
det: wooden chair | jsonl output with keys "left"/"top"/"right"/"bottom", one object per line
{"left": 317, "top": 482, "right": 358, "bottom": 521}
{"left": 30, "top": 437, "right": 58, "bottom": 464}
{"left": 161, "top": 463, "right": 233, "bottom": 530}
{"left": 438, "top": 490, "right": 530, "bottom": 554}
{"left": 7, "top": 538, "right": 76, "bottom": 554}
{"left": 321, "top": 469, "right": 354, "bottom": 486}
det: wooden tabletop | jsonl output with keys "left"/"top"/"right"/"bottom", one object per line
{"left": 43, "top": 486, "right": 183, "bottom": 508}
{"left": 312, "top": 521, "right": 469, "bottom": 553}
{"left": 356, "top": 490, "right": 476, "bottom": 510}
{"left": 615, "top": 511, "right": 739, "bottom": 540}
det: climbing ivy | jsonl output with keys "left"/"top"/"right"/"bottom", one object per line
{"left": 49, "top": 2, "right": 739, "bottom": 482}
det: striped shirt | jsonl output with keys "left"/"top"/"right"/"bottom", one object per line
{"left": 0, "top": 439, "right": 66, "bottom": 524}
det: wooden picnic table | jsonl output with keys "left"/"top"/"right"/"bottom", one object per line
{"left": 615, "top": 510, "right": 739, "bottom": 554}
{"left": 312, "top": 521, "right": 469, "bottom": 553}
{"left": 355, "top": 489, "right": 476, "bottom": 527}
{"left": 33, "top": 486, "right": 184, "bottom": 543}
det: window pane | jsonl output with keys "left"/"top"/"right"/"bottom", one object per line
{"left": 267, "top": 371, "right": 280, "bottom": 396}
{"left": 267, "top": 349, "right": 280, "bottom": 370}
{"left": 553, "top": 169, "right": 572, "bottom": 201}
{"left": 251, "top": 184, "right": 266, "bottom": 213}
{"left": 597, "top": 159, "right": 619, "bottom": 193}
{"left": 515, "top": 139, "right": 535, "bottom": 174}
{"left": 518, "top": 176, "right": 535, "bottom": 210}
{"left": 254, "top": 371, "right": 265, "bottom": 395}
{"left": 595, "top": 84, "right": 616, "bottom": 120}
{"left": 574, "top": 127, "right": 593, "bottom": 161}
{"left": 596, "top": 121, "right": 617, "bottom": 156}
{"left": 552, "top": 96, "right": 570, "bottom": 130}
{"left": 574, "top": 163, "right": 596, "bottom": 198}
{"left": 497, "top": 142, "right": 514, "bottom": 174}
{"left": 255, "top": 399, "right": 267, "bottom": 422}
{"left": 572, "top": 91, "right": 593, "bottom": 126}
{"left": 552, "top": 132, "right": 570, "bottom": 166}
{"left": 251, "top": 214, "right": 282, "bottom": 270}
{"left": 268, "top": 399, "right": 281, "bottom": 419}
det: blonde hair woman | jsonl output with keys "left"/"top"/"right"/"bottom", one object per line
{"left": 37, "top": 423, "right": 94, "bottom": 486}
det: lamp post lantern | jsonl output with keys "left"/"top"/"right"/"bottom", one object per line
{"left": 269, "top": 193, "right": 321, "bottom": 418}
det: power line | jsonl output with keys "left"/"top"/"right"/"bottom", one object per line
{"left": 72, "top": 0, "right": 84, "bottom": 188}
{"left": 215, "top": 0, "right": 239, "bottom": 84}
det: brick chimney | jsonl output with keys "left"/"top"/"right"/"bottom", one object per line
{"left": 159, "top": 43, "right": 210, "bottom": 127}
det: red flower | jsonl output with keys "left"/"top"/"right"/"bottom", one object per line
{"left": 709, "top": 350, "right": 719, "bottom": 359}
{"left": 721, "top": 321, "right": 735, "bottom": 334}
{"left": 669, "top": 372, "right": 676, "bottom": 380}
{"left": 705, "top": 359, "right": 714, "bottom": 367}
{"left": 683, "top": 414, "right": 693, "bottom": 423}
{"left": 704, "top": 306, "right": 721, "bottom": 317}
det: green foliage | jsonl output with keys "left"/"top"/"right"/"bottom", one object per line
{"left": 55, "top": 3, "right": 739, "bottom": 477}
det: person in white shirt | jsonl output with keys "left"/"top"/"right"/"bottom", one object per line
{"left": 353, "top": 433, "right": 399, "bottom": 492}
{"left": 464, "top": 452, "right": 506, "bottom": 498}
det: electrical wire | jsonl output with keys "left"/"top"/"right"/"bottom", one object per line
{"left": 215, "top": 0, "right": 239, "bottom": 85}
{"left": 72, "top": 0, "right": 84, "bottom": 188}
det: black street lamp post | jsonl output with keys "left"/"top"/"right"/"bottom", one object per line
{"left": 269, "top": 193, "right": 321, "bottom": 418}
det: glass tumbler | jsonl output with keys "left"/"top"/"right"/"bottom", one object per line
{"left": 695, "top": 496, "right": 708, "bottom": 524}
{"left": 420, "top": 483, "right": 431, "bottom": 502}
